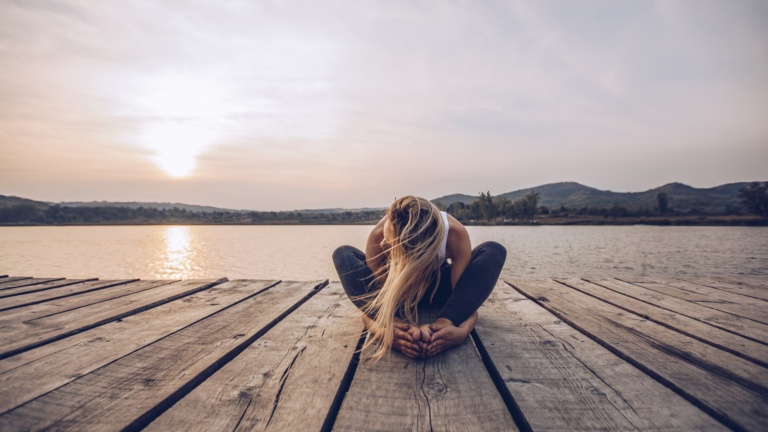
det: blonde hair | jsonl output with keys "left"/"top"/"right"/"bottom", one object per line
{"left": 360, "top": 196, "right": 445, "bottom": 362}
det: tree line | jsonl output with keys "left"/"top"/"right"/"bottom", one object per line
{"left": 1, "top": 182, "right": 765, "bottom": 225}
{"left": 0, "top": 204, "right": 384, "bottom": 225}
{"left": 440, "top": 182, "right": 768, "bottom": 223}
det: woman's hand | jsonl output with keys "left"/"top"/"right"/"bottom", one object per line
{"left": 425, "top": 320, "right": 469, "bottom": 357}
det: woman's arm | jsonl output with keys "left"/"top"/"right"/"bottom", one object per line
{"left": 365, "top": 217, "right": 387, "bottom": 274}
{"left": 446, "top": 215, "right": 472, "bottom": 290}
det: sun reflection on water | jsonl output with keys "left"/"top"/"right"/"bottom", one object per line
{"left": 157, "top": 226, "right": 197, "bottom": 279}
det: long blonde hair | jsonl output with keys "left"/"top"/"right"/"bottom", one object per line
{"left": 360, "top": 196, "right": 445, "bottom": 361}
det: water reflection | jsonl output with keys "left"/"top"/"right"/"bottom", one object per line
{"left": 158, "top": 226, "right": 196, "bottom": 279}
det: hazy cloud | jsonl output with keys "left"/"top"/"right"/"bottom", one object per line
{"left": 1, "top": 0, "right": 766, "bottom": 209}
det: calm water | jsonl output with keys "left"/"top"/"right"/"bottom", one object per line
{"left": 1, "top": 225, "right": 766, "bottom": 280}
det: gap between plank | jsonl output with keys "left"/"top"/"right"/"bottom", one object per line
{"left": 506, "top": 281, "right": 745, "bottom": 432}
{"left": 0, "top": 278, "right": 229, "bottom": 361}
{"left": 121, "top": 279, "right": 330, "bottom": 432}
{"left": 569, "top": 279, "right": 768, "bottom": 368}
{"left": 470, "top": 329, "right": 532, "bottom": 432}
{"left": 320, "top": 329, "right": 367, "bottom": 432}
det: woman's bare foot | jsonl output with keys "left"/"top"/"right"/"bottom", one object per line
{"left": 416, "top": 324, "right": 433, "bottom": 357}
{"left": 425, "top": 322, "right": 468, "bottom": 356}
{"left": 394, "top": 322, "right": 422, "bottom": 358}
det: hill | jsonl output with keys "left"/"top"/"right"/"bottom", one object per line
{"left": 56, "top": 201, "right": 242, "bottom": 213}
{"left": 433, "top": 181, "right": 756, "bottom": 214}
{"left": 0, "top": 195, "right": 50, "bottom": 209}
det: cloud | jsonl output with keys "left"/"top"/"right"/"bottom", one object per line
{"left": 1, "top": 1, "right": 767, "bottom": 209}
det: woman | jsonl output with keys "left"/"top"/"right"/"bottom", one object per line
{"left": 333, "top": 196, "right": 506, "bottom": 360}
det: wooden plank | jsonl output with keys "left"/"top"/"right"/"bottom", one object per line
{"left": 0, "top": 280, "right": 325, "bottom": 432}
{"left": 0, "top": 279, "right": 139, "bottom": 313}
{"left": 561, "top": 278, "right": 768, "bottom": 368}
{"left": 0, "top": 278, "right": 64, "bottom": 291}
{"left": 716, "top": 275, "right": 768, "bottom": 290}
{"left": 587, "top": 278, "right": 768, "bottom": 345}
{"left": 682, "top": 277, "right": 768, "bottom": 301}
{"left": 475, "top": 281, "right": 726, "bottom": 431}
{"left": 333, "top": 309, "right": 518, "bottom": 431}
{"left": 0, "top": 277, "right": 32, "bottom": 287}
{"left": 0, "top": 278, "right": 226, "bottom": 360}
{"left": 0, "top": 280, "right": 278, "bottom": 414}
{"left": 509, "top": 278, "right": 768, "bottom": 432}
{"left": 0, "top": 280, "right": 164, "bottom": 326}
{"left": 628, "top": 278, "right": 768, "bottom": 325}
{"left": 0, "top": 279, "right": 97, "bottom": 299}
{"left": 146, "top": 282, "right": 364, "bottom": 432}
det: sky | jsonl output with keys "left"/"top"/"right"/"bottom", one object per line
{"left": 1, "top": 0, "right": 766, "bottom": 211}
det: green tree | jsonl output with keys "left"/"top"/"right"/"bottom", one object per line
{"left": 738, "top": 182, "right": 768, "bottom": 217}
{"left": 522, "top": 191, "right": 540, "bottom": 222}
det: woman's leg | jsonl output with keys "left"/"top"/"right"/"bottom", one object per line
{"left": 332, "top": 245, "right": 378, "bottom": 311}
{"left": 437, "top": 241, "right": 507, "bottom": 325}
{"left": 333, "top": 245, "right": 422, "bottom": 357}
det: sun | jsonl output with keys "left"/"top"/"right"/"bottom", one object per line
{"left": 142, "top": 121, "right": 214, "bottom": 178}
{"left": 134, "top": 73, "right": 231, "bottom": 178}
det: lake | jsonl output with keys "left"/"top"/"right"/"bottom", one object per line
{"left": 1, "top": 225, "right": 766, "bottom": 280}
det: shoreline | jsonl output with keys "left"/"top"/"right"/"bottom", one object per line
{"left": 1, "top": 215, "right": 766, "bottom": 227}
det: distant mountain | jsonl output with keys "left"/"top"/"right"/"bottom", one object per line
{"left": 0, "top": 195, "right": 50, "bottom": 209}
{"left": 293, "top": 207, "right": 387, "bottom": 214}
{"left": 433, "top": 181, "right": 758, "bottom": 213}
{"left": 55, "top": 201, "right": 243, "bottom": 213}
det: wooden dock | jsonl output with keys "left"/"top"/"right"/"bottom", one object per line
{"left": 0, "top": 274, "right": 766, "bottom": 431}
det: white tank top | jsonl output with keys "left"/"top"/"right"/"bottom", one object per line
{"left": 438, "top": 211, "right": 449, "bottom": 262}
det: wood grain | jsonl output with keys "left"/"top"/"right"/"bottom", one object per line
{"left": 475, "top": 280, "right": 726, "bottom": 431}
{"left": 0, "top": 280, "right": 326, "bottom": 432}
{"left": 0, "top": 278, "right": 64, "bottom": 291}
{"left": 627, "top": 278, "right": 768, "bottom": 324}
{"left": 0, "top": 278, "right": 225, "bottom": 359}
{"left": 591, "top": 278, "right": 768, "bottom": 344}
{"left": 679, "top": 277, "right": 768, "bottom": 301}
{"left": 510, "top": 278, "right": 768, "bottom": 432}
{"left": 561, "top": 278, "right": 768, "bottom": 367}
{"left": 333, "top": 308, "right": 517, "bottom": 431}
{"left": 0, "top": 279, "right": 140, "bottom": 315}
{"left": 0, "top": 279, "right": 96, "bottom": 298}
{"left": 146, "top": 282, "right": 363, "bottom": 432}
{"left": 0, "top": 280, "right": 277, "bottom": 414}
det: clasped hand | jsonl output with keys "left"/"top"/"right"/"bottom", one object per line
{"left": 392, "top": 318, "right": 468, "bottom": 358}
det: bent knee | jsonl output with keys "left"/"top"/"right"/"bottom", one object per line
{"left": 477, "top": 241, "right": 507, "bottom": 260}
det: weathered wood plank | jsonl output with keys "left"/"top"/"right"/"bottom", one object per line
{"left": 0, "top": 279, "right": 139, "bottom": 313}
{"left": 681, "top": 277, "right": 768, "bottom": 302}
{"left": 593, "top": 278, "right": 768, "bottom": 344}
{"left": 0, "top": 280, "right": 326, "bottom": 432}
{"left": 0, "top": 278, "right": 226, "bottom": 360}
{"left": 510, "top": 278, "right": 768, "bottom": 432}
{"left": 715, "top": 275, "right": 768, "bottom": 290}
{"left": 0, "top": 280, "right": 166, "bottom": 326}
{"left": 0, "top": 280, "right": 278, "bottom": 414}
{"left": 0, "top": 277, "right": 33, "bottom": 287}
{"left": 628, "top": 278, "right": 768, "bottom": 324}
{"left": 0, "top": 278, "right": 97, "bottom": 299}
{"left": 334, "top": 308, "right": 517, "bottom": 432}
{"left": 475, "top": 280, "right": 726, "bottom": 431}
{"left": 146, "top": 282, "right": 364, "bottom": 432}
{"left": 561, "top": 278, "right": 768, "bottom": 367}
{"left": 0, "top": 278, "right": 64, "bottom": 291}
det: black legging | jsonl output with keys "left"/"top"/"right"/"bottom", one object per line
{"left": 332, "top": 241, "right": 506, "bottom": 325}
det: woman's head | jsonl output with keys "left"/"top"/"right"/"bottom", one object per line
{"left": 382, "top": 196, "right": 443, "bottom": 258}
{"left": 362, "top": 196, "right": 446, "bottom": 362}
